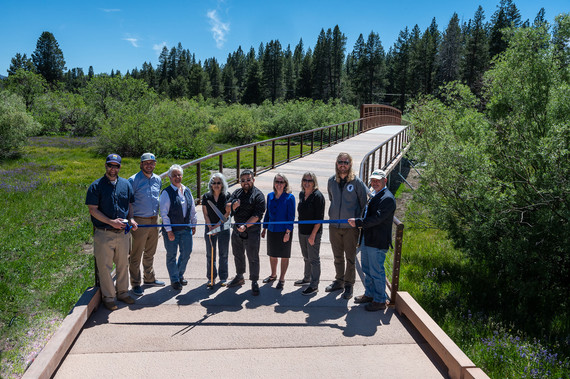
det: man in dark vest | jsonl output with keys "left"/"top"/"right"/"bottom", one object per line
{"left": 159, "top": 164, "right": 197, "bottom": 290}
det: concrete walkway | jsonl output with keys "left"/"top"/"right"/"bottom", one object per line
{"left": 54, "top": 126, "right": 448, "bottom": 378}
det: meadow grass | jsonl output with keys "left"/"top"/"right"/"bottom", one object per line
{"left": 396, "top": 185, "right": 570, "bottom": 378}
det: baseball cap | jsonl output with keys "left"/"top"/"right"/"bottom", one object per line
{"left": 370, "top": 169, "right": 387, "bottom": 180}
{"left": 140, "top": 152, "right": 156, "bottom": 162}
{"left": 106, "top": 154, "right": 122, "bottom": 165}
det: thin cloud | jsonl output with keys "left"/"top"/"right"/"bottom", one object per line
{"left": 207, "top": 10, "right": 230, "bottom": 49}
{"left": 153, "top": 42, "right": 168, "bottom": 55}
{"left": 101, "top": 8, "right": 120, "bottom": 12}
{"left": 123, "top": 38, "right": 139, "bottom": 48}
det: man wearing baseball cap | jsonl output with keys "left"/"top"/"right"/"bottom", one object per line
{"left": 348, "top": 169, "right": 396, "bottom": 311}
{"left": 128, "top": 153, "right": 165, "bottom": 296}
{"left": 86, "top": 154, "right": 138, "bottom": 311}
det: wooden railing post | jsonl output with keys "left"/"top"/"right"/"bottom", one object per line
{"left": 253, "top": 145, "right": 258, "bottom": 175}
{"left": 236, "top": 150, "right": 241, "bottom": 179}
{"left": 390, "top": 219, "right": 404, "bottom": 305}
{"left": 196, "top": 162, "right": 201, "bottom": 203}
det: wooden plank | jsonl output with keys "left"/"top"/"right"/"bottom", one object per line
{"left": 395, "top": 291, "right": 477, "bottom": 379}
{"left": 23, "top": 287, "right": 101, "bottom": 379}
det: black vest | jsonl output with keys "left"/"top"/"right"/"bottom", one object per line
{"left": 163, "top": 186, "right": 193, "bottom": 232}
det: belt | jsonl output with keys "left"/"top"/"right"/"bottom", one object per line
{"left": 96, "top": 227, "right": 124, "bottom": 233}
{"left": 134, "top": 216, "right": 158, "bottom": 219}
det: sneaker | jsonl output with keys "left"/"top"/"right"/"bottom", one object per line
{"left": 342, "top": 285, "right": 353, "bottom": 299}
{"left": 144, "top": 280, "right": 165, "bottom": 287}
{"left": 132, "top": 285, "right": 143, "bottom": 296}
{"left": 325, "top": 281, "right": 343, "bottom": 292}
{"left": 354, "top": 294, "right": 373, "bottom": 304}
{"left": 104, "top": 301, "right": 118, "bottom": 311}
{"left": 365, "top": 301, "right": 387, "bottom": 312}
{"left": 252, "top": 281, "right": 260, "bottom": 296}
{"left": 302, "top": 287, "right": 318, "bottom": 296}
{"left": 227, "top": 276, "right": 245, "bottom": 288}
{"left": 219, "top": 280, "right": 228, "bottom": 287}
{"left": 118, "top": 295, "right": 135, "bottom": 304}
{"left": 294, "top": 279, "right": 310, "bottom": 286}
{"left": 171, "top": 281, "right": 182, "bottom": 291}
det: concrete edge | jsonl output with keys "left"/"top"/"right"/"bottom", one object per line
{"left": 22, "top": 287, "right": 101, "bottom": 379}
{"left": 395, "top": 291, "right": 489, "bottom": 379}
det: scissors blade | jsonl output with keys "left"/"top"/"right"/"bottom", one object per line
{"left": 207, "top": 200, "right": 227, "bottom": 223}
{"left": 207, "top": 219, "right": 231, "bottom": 235}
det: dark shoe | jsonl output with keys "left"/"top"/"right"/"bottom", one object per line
{"left": 325, "top": 281, "right": 343, "bottom": 292}
{"left": 276, "top": 280, "right": 284, "bottom": 290}
{"left": 132, "top": 285, "right": 143, "bottom": 296}
{"left": 365, "top": 301, "right": 387, "bottom": 312}
{"left": 144, "top": 280, "right": 165, "bottom": 287}
{"left": 354, "top": 294, "right": 373, "bottom": 304}
{"left": 227, "top": 276, "right": 245, "bottom": 288}
{"left": 342, "top": 285, "right": 353, "bottom": 299}
{"left": 206, "top": 281, "right": 214, "bottom": 289}
{"left": 294, "top": 279, "right": 310, "bottom": 286}
{"left": 171, "top": 281, "right": 182, "bottom": 291}
{"left": 252, "top": 281, "right": 260, "bottom": 296}
{"left": 104, "top": 301, "right": 118, "bottom": 311}
{"left": 302, "top": 287, "right": 318, "bottom": 296}
{"left": 180, "top": 278, "right": 188, "bottom": 286}
{"left": 263, "top": 275, "right": 276, "bottom": 283}
{"left": 118, "top": 295, "right": 135, "bottom": 304}
{"left": 219, "top": 280, "right": 227, "bottom": 287}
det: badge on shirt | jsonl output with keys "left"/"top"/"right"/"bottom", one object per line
{"left": 347, "top": 184, "right": 354, "bottom": 192}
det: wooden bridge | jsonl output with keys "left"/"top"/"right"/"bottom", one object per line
{"left": 24, "top": 105, "right": 488, "bottom": 379}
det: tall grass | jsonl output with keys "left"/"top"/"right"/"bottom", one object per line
{"left": 397, "top": 185, "right": 570, "bottom": 378}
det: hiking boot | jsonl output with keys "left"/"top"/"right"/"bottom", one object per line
{"left": 227, "top": 276, "right": 245, "bottom": 288}
{"left": 325, "top": 281, "right": 343, "bottom": 292}
{"left": 354, "top": 294, "right": 373, "bottom": 304}
{"left": 365, "top": 301, "right": 387, "bottom": 312}
{"left": 342, "top": 285, "right": 353, "bottom": 299}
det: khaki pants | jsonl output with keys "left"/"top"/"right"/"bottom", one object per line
{"left": 129, "top": 216, "right": 159, "bottom": 286}
{"left": 328, "top": 226, "right": 360, "bottom": 286}
{"left": 93, "top": 228, "right": 130, "bottom": 302}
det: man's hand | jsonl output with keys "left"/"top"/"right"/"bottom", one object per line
{"left": 110, "top": 218, "right": 127, "bottom": 229}
{"left": 347, "top": 218, "right": 356, "bottom": 227}
{"left": 129, "top": 218, "right": 138, "bottom": 231}
{"left": 167, "top": 231, "right": 175, "bottom": 241}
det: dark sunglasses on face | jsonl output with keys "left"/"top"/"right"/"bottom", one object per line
{"left": 302, "top": 178, "right": 314, "bottom": 182}
{"left": 106, "top": 164, "right": 120, "bottom": 169}
{"left": 212, "top": 182, "right": 222, "bottom": 185}
{"left": 240, "top": 178, "right": 252, "bottom": 183}
{"left": 274, "top": 180, "right": 285, "bottom": 184}
{"left": 337, "top": 160, "right": 350, "bottom": 165}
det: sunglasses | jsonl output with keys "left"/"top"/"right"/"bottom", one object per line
{"left": 302, "top": 178, "right": 314, "bottom": 182}
{"left": 212, "top": 182, "right": 222, "bottom": 185}
{"left": 337, "top": 160, "right": 350, "bottom": 165}
{"left": 240, "top": 178, "right": 252, "bottom": 183}
{"left": 106, "top": 164, "right": 120, "bottom": 169}
{"left": 274, "top": 180, "right": 285, "bottom": 184}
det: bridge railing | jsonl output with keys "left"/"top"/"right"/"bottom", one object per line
{"left": 357, "top": 120, "right": 413, "bottom": 306}
{"left": 160, "top": 104, "right": 403, "bottom": 204}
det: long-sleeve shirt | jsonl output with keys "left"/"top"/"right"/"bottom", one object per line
{"left": 263, "top": 192, "right": 295, "bottom": 232}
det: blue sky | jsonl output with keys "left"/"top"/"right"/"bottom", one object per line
{"left": 1, "top": 0, "right": 567, "bottom": 76}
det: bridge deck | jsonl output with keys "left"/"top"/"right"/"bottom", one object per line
{"left": 53, "top": 125, "right": 448, "bottom": 378}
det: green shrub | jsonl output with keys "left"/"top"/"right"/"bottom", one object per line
{"left": 0, "top": 91, "right": 41, "bottom": 159}
{"left": 32, "top": 91, "right": 98, "bottom": 136}
{"left": 216, "top": 104, "right": 260, "bottom": 144}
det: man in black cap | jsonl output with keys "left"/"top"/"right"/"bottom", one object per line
{"left": 86, "top": 154, "right": 138, "bottom": 311}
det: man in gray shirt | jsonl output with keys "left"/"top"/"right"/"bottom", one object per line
{"left": 128, "top": 153, "right": 165, "bottom": 296}
{"left": 326, "top": 152, "right": 368, "bottom": 299}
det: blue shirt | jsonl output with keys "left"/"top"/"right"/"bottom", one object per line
{"left": 85, "top": 175, "right": 134, "bottom": 228}
{"left": 128, "top": 171, "right": 161, "bottom": 217}
{"left": 159, "top": 184, "right": 197, "bottom": 232}
{"left": 263, "top": 192, "right": 295, "bottom": 233}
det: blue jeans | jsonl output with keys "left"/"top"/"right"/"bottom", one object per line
{"left": 360, "top": 242, "right": 387, "bottom": 303}
{"left": 162, "top": 229, "right": 193, "bottom": 284}
{"left": 204, "top": 229, "right": 230, "bottom": 281}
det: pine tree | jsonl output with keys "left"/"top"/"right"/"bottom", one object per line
{"left": 296, "top": 48, "right": 313, "bottom": 99}
{"left": 204, "top": 57, "right": 223, "bottom": 99}
{"left": 461, "top": 6, "right": 489, "bottom": 95}
{"left": 312, "top": 29, "right": 331, "bottom": 100}
{"left": 407, "top": 25, "right": 423, "bottom": 97}
{"left": 489, "top": 0, "right": 521, "bottom": 58}
{"left": 330, "top": 25, "right": 347, "bottom": 99}
{"left": 438, "top": 13, "right": 462, "bottom": 85}
{"left": 222, "top": 65, "right": 239, "bottom": 103}
{"left": 8, "top": 53, "right": 34, "bottom": 76}
{"left": 31, "top": 31, "right": 66, "bottom": 84}
{"left": 242, "top": 59, "right": 263, "bottom": 104}
{"left": 283, "top": 45, "right": 295, "bottom": 100}
{"left": 261, "top": 40, "right": 284, "bottom": 103}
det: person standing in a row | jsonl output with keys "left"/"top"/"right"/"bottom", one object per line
{"left": 295, "top": 172, "right": 325, "bottom": 296}
{"left": 227, "top": 169, "right": 266, "bottom": 296}
{"left": 349, "top": 169, "right": 396, "bottom": 311}
{"left": 262, "top": 173, "right": 295, "bottom": 290}
{"left": 159, "top": 164, "right": 196, "bottom": 291}
{"left": 326, "top": 153, "right": 368, "bottom": 300}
